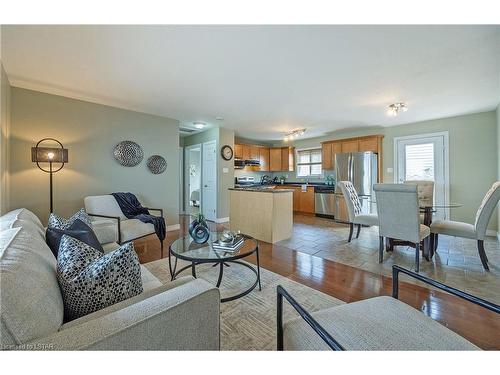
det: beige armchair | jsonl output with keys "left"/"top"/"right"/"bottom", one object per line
{"left": 337, "top": 181, "right": 378, "bottom": 242}
{"left": 404, "top": 180, "right": 434, "bottom": 223}
{"left": 430, "top": 181, "right": 500, "bottom": 270}
{"left": 374, "top": 183, "right": 430, "bottom": 272}
{"left": 84, "top": 195, "right": 164, "bottom": 256}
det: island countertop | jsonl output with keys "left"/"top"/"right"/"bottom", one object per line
{"left": 228, "top": 187, "right": 294, "bottom": 193}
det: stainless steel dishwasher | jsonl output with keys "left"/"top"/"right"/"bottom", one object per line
{"left": 314, "top": 186, "right": 336, "bottom": 218}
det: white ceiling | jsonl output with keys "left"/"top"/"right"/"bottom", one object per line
{"left": 2, "top": 25, "right": 499, "bottom": 140}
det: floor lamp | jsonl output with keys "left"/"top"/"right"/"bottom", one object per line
{"left": 31, "top": 138, "right": 68, "bottom": 213}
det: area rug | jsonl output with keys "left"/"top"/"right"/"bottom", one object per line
{"left": 143, "top": 258, "right": 345, "bottom": 350}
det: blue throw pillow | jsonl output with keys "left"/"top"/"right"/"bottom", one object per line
{"left": 56, "top": 235, "right": 143, "bottom": 321}
{"left": 46, "top": 219, "right": 103, "bottom": 257}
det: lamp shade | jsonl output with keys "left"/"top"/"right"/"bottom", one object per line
{"left": 31, "top": 147, "right": 68, "bottom": 163}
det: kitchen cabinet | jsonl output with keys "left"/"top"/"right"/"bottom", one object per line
{"left": 250, "top": 146, "right": 260, "bottom": 160}
{"left": 281, "top": 147, "right": 294, "bottom": 171}
{"left": 322, "top": 143, "right": 333, "bottom": 170}
{"left": 298, "top": 187, "right": 315, "bottom": 213}
{"left": 270, "top": 148, "right": 282, "bottom": 171}
{"left": 242, "top": 145, "right": 251, "bottom": 161}
{"left": 234, "top": 144, "right": 243, "bottom": 159}
{"left": 259, "top": 147, "right": 270, "bottom": 171}
{"left": 341, "top": 139, "right": 359, "bottom": 153}
{"left": 358, "top": 137, "right": 379, "bottom": 153}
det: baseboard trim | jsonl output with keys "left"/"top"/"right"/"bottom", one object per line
{"left": 215, "top": 217, "right": 229, "bottom": 223}
{"left": 167, "top": 224, "right": 180, "bottom": 231}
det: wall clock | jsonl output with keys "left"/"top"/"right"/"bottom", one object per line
{"left": 221, "top": 145, "right": 234, "bottom": 161}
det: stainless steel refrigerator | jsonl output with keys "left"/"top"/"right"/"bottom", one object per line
{"left": 334, "top": 151, "right": 378, "bottom": 221}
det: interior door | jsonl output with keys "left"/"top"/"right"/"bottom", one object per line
{"left": 396, "top": 133, "right": 448, "bottom": 219}
{"left": 202, "top": 140, "right": 217, "bottom": 221}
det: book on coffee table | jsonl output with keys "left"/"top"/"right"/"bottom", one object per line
{"left": 212, "top": 235, "right": 244, "bottom": 252}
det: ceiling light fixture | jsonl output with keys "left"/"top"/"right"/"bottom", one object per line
{"left": 193, "top": 122, "right": 206, "bottom": 129}
{"left": 283, "top": 128, "right": 306, "bottom": 142}
{"left": 387, "top": 102, "right": 408, "bottom": 117}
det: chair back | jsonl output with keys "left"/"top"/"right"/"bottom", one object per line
{"left": 474, "top": 181, "right": 500, "bottom": 239}
{"left": 84, "top": 195, "right": 127, "bottom": 220}
{"left": 374, "top": 183, "right": 421, "bottom": 243}
{"left": 404, "top": 180, "right": 434, "bottom": 207}
{"left": 338, "top": 181, "right": 362, "bottom": 222}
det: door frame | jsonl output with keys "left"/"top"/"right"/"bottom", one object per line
{"left": 393, "top": 131, "right": 450, "bottom": 219}
{"left": 201, "top": 139, "right": 218, "bottom": 221}
{"left": 184, "top": 143, "right": 202, "bottom": 215}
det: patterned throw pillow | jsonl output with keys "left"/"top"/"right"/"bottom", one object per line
{"left": 48, "top": 208, "right": 92, "bottom": 230}
{"left": 46, "top": 219, "right": 104, "bottom": 257}
{"left": 56, "top": 235, "right": 143, "bottom": 321}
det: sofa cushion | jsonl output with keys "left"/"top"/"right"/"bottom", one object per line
{"left": 1, "top": 208, "right": 46, "bottom": 238}
{"left": 84, "top": 195, "right": 127, "bottom": 220}
{"left": 57, "top": 236, "right": 143, "bottom": 321}
{"left": 283, "top": 296, "right": 479, "bottom": 350}
{"left": 0, "top": 216, "right": 64, "bottom": 346}
{"left": 48, "top": 208, "right": 92, "bottom": 230}
{"left": 46, "top": 219, "right": 104, "bottom": 257}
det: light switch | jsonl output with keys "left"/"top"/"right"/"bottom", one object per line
{"left": 222, "top": 167, "right": 229, "bottom": 173}
{"left": 387, "top": 167, "right": 394, "bottom": 173}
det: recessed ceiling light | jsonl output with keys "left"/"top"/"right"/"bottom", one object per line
{"left": 193, "top": 122, "right": 206, "bottom": 129}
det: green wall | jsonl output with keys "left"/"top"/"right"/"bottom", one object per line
{"left": 497, "top": 104, "right": 500, "bottom": 237}
{"left": 275, "top": 111, "right": 498, "bottom": 230}
{"left": 9, "top": 88, "right": 180, "bottom": 226}
{"left": 0, "top": 63, "right": 11, "bottom": 215}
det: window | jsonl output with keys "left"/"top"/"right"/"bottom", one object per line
{"left": 296, "top": 148, "right": 322, "bottom": 177}
{"left": 404, "top": 143, "right": 435, "bottom": 181}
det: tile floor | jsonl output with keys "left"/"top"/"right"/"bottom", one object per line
{"left": 275, "top": 215, "right": 500, "bottom": 303}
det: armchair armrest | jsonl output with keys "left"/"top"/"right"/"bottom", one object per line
{"left": 144, "top": 207, "right": 163, "bottom": 218}
{"left": 392, "top": 265, "right": 500, "bottom": 314}
{"left": 277, "top": 285, "right": 344, "bottom": 351}
{"left": 28, "top": 278, "right": 220, "bottom": 350}
{"left": 88, "top": 213, "right": 122, "bottom": 243}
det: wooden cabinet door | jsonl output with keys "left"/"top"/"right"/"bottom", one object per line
{"left": 293, "top": 187, "right": 300, "bottom": 211}
{"left": 242, "top": 145, "right": 251, "bottom": 160}
{"left": 322, "top": 143, "right": 333, "bottom": 170}
{"left": 358, "top": 137, "right": 378, "bottom": 153}
{"left": 298, "top": 187, "right": 315, "bottom": 213}
{"left": 234, "top": 144, "right": 243, "bottom": 159}
{"left": 259, "top": 147, "right": 270, "bottom": 171}
{"left": 270, "top": 148, "right": 282, "bottom": 171}
{"left": 281, "top": 147, "right": 289, "bottom": 171}
{"left": 331, "top": 142, "right": 342, "bottom": 170}
{"left": 250, "top": 146, "right": 260, "bottom": 160}
{"left": 341, "top": 139, "right": 359, "bottom": 153}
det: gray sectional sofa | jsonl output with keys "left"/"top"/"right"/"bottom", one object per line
{"left": 0, "top": 208, "right": 220, "bottom": 350}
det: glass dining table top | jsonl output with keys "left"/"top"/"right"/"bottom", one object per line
{"left": 170, "top": 231, "right": 258, "bottom": 261}
{"left": 419, "top": 203, "right": 463, "bottom": 209}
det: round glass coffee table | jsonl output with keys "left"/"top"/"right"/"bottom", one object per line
{"left": 169, "top": 232, "right": 261, "bottom": 302}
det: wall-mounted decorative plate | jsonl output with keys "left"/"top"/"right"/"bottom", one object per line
{"left": 147, "top": 155, "right": 167, "bottom": 174}
{"left": 113, "top": 141, "right": 144, "bottom": 167}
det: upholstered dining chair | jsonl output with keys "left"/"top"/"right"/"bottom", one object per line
{"left": 338, "top": 181, "right": 378, "bottom": 242}
{"left": 404, "top": 180, "right": 434, "bottom": 222}
{"left": 430, "top": 181, "right": 500, "bottom": 271}
{"left": 374, "top": 183, "right": 431, "bottom": 272}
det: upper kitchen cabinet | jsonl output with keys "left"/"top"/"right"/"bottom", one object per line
{"left": 259, "top": 147, "right": 270, "bottom": 171}
{"left": 341, "top": 139, "right": 359, "bottom": 153}
{"left": 321, "top": 141, "right": 341, "bottom": 170}
{"left": 242, "top": 144, "right": 251, "bottom": 160}
{"left": 234, "top": 144, "right": 243, "bottom": 159}
{"left": 358, "top": 136, "right": 381, "bottom": 153}
{"left": 250, "top": 146, "right": 260, "bottom": 160}
{"left": 269, "top": 148, "right": 282, "bottom": 171}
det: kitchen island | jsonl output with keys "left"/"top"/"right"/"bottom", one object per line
{"left": 228, "top": 187, "right": 293, "bottom": 243}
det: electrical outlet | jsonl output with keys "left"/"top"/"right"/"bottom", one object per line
{"left": 222, "top": 167, "right": 229, "bottom": 173}
{"left": 387, "top": 167, "right": 394, "bottom": 173}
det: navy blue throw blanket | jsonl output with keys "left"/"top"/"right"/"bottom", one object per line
{"left": 111, "top": 192, "right": 166, "bottom": 241}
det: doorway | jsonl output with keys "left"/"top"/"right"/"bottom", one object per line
{"left": 394, "top": 132, "right": 449, "bottom": 220}
{"left": 184, "top": 144, "right": 202, "bottom": 215}
{"left": 202, "top": 140, "right": 217, "bottom": 221}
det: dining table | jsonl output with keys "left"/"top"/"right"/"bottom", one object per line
{"left": 387, "top": 202, "right": 463, "bottom": 260}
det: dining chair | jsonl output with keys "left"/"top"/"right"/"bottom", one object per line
{"left": 430, "top": 181, "right": 500, "bottom": 271}
{"left": 373, "top": 183, "right": 431, "bottom": 272}
{"left": 404, "top": 180, "right": 434, "bottom": 222}
{"left": 337, "top": 181, "right": 378, "bottom": 242}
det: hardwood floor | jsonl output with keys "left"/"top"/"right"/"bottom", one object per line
{"left": 134, "top": 219, "right": 500, "bottom": 350}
